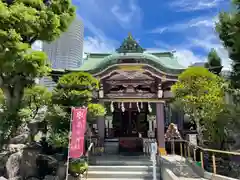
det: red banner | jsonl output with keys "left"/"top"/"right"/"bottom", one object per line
{"left": 69, "top": 107, "right": 87, "bottom": 158}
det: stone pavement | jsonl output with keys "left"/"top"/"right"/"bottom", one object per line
{"left": 161, "top": 155, "right": 208, "bottom": 180}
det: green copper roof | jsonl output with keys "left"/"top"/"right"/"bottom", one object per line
{"left": 79, "top": 52, "right": 185, "bottom": 74}
{"left": 79, "top": 34, "right": 185, "bottom": 75}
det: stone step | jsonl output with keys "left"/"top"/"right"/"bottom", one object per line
{"left": 87, "top": 155, "right": 160, "bottom": 179}
{"left": 93, "top": 159, "right": 152, "bottom": 166}
{"left": 88, "top": 165, "right": 160, "bottom": 173}
{"left": 91, "top": 155, "right": 153, "bottom": 166}
{"left": 86, "top": 170, "right": 160, "bottom": 179}
{"left": 86, "top": 179, "right": 154, "bottom": 180}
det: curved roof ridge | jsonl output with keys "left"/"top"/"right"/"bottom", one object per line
{"left": 141, "top": 52, "right": 185, "bottom": 69}
{"left": 79, "top": 52, "right": 185, "bottom": 74}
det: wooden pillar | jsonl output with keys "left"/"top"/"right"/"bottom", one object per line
{"left": 156, "top": 102, "right": 167, "bottom": 155}
{"left": 97, "top": 116, "right": 105, "bottom": 146}
{"left": 178, "top": 110, "right": 184, "bottom": 130}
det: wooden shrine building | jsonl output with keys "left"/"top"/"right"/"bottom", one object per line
{"left": 51, "top": 34, "right": 186, "bottom": 155}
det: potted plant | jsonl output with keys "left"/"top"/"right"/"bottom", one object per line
{"left": 69, "top": 158, "right": 88, "bottom": 178}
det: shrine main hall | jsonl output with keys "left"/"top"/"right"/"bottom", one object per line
{"left": 51, "top": 34, "right": 187, "bottom": 155}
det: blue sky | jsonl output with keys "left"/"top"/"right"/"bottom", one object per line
{"left": 76, "top": 0, "right": 232, "bottom": 69}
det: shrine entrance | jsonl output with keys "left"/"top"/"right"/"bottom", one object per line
{"left": 108, "top": 102, "right": 150, "bottom": 154}
{"left": 110, "top": 102, "right": 149, "bottom": 138}
{"left": 120, "top": 110, "right": 143, "bottom": 137}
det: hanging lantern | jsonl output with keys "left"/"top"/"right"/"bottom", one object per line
{"left": 98, "top": 84, "right": 104, "bottom": 98}
{"left": 121, "top": 102, "right": 125, "bottom": 112}
{"left": 99, "top": 89, "right": 104, "bottom": 98}
{"left": 158, "top": 89, "right": 163, "bottom": 98}
{"left": 129, "top": 102, "right": 132, "bottom": 108}
{"left": 148, "top": 102, "right": 152, "bottom": 113}
{"left": 136, "top": 102, "right": 140, "bottom": 112}
{"left": 140, "top": 102, "right": 143, "bottom": 109}
{"left": 118, "top": 102, "right": 120, "bottom": 108}
{"left": 110, "top": 101, "right": 114, "bottom": 112}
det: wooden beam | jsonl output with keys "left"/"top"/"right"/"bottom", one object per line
{"left": 100, "top": 98, "right": 170, "bottom": 103}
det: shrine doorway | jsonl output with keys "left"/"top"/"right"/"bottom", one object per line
{"left": 110, "top": 103, "right": 149, "bottom": 154}
{"left": 111, "top": 104, "right": 149, "bottom": 138}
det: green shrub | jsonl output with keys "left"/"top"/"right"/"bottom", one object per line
{"left": 48, "top": 130, "right": 69, "bottom": 148}
{"left": 69, "top": 159, "right": 88, "bottom": 175}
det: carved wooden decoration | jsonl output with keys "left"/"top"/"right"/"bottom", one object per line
{"left": 107, "top": 71, "right": 154, "bottom": 81}
{"left": 103, "top": 69, "right": 158, "bottom": 98}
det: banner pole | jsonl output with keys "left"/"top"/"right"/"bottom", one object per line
{"left": 65, "top": 106, "right": 74, "bottom": 180}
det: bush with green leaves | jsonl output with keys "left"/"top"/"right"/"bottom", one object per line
{"left": 69, "top": 159, "right": 88, "bottom": 175}
{"left": 48, "top": 130, "right": 69, "bottom": 149}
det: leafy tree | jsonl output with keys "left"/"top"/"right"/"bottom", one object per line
{"left": 171, "top": 67, "right": 225, "bottom": 145}
{"left": 21, "top": 85, "right": 52, "bottom": 121}
{"left": 205, "top": 49, "right": 222, "bottom": 75}
{"left": 47, "top": 72, "right": 105, "bottom": 148}
{"left": 216, "top": 0, "right": 240, "bottom": 88}
{"left": 0, "top": 0, "right": 75, "bottom": 141}
{"left": 206, "top": 104, "right": 240, "bottom": 149}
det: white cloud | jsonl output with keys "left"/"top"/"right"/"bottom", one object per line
{"left": 148, "top": 42, "right": 204, "bottom": 68}
{"left": 76, "top": 0, "right": 142, "bottom": 31}
{"left": 82, "top": 20, "right": 118, "bottom": 53}
{"left": 151, "top": 16, "right": 215, "bottom": 34}
{"left": 111, "top": 0, "right": 142, "bottom": 29}
{"left": 84, "top": 36, "right": 115, "bottom": 53}
{"left": 189, "top": 37, "right": 231, "bottom": 70}
{"left": 169, "top": 0, "right": 224, "bottom": 12}
{"left": 31, "top": 40, "right": 42, "bottom": 51}
{"left": 152, "top": 15, "right": 231, "bottom": 70}
{"left": 175, "top": 49, "right": 205, "bottom": 67}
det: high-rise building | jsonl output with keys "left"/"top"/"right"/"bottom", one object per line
{"left": 39, "top": 18, "right": 84, "bottom": 90}
{"left": 43, "top": 18, "right": 84, "bottom": 69}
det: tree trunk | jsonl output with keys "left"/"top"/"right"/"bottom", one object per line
{"left": 1, "top": 84, "right": 24, "bottom": 142}
{"left": 195, "top": 119, "right": 204, "bottom": 146}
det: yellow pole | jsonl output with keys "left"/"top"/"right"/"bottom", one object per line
{"left": 180, "top": 143, "right": 183, "bottom": 157}
{"left": 200, "top": 151, "right": 204, "bottom": 169}
{"left": 212, "top": 154, "right": 217, "bottom": 174}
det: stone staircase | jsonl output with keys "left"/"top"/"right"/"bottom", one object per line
{"left": 86, "top": 155, "right": 160, "bottom": 179}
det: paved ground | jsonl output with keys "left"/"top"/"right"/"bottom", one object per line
{"left": 161, "top": 155, "right": 207, "bottom": 180}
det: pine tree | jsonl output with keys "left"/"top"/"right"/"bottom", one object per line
{"left": 205, "top": 49, "right": 222, "bottom": 76}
